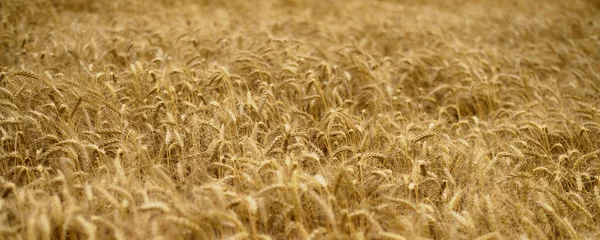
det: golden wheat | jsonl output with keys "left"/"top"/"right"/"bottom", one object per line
{"left": 0, "top": 0, "right": 599, "bottom": 239}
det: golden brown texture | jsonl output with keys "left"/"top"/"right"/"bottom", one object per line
{"left": 1, "top": 0, "right": 600, "bottom": 239}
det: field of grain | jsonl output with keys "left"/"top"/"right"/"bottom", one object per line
{"left": 1, "top": 0, "right": 599, "bottom": 239}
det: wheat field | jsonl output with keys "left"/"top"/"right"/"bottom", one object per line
{"left": 1, "top": 0, "right": 599, "bottom": 239}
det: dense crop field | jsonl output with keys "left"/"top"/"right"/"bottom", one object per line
{"left": 1, "top": 0, "right": 600, "bottom": 239}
